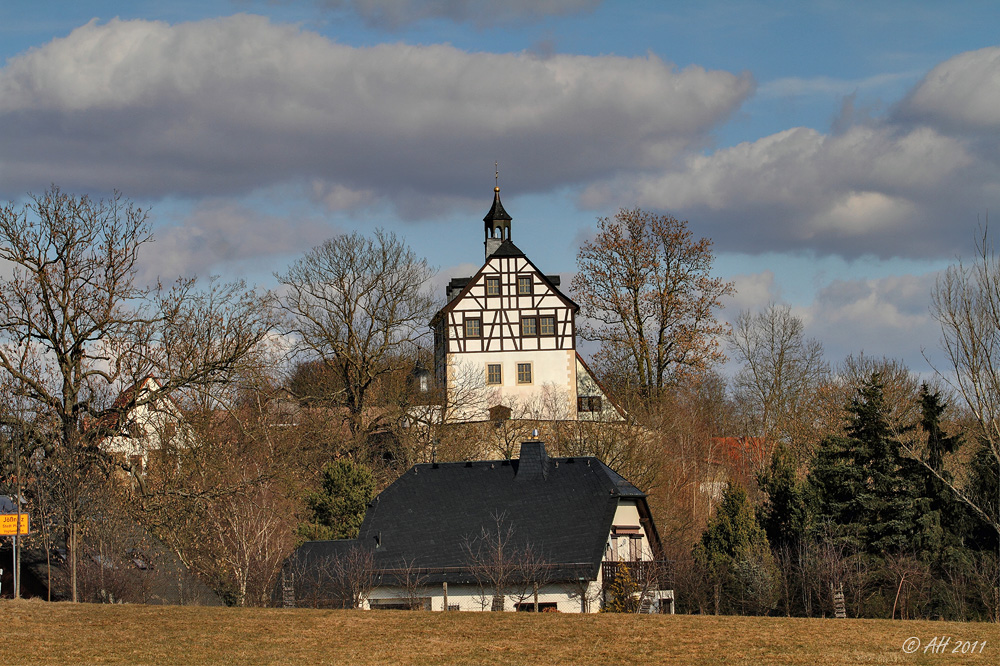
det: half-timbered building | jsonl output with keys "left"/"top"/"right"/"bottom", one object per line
{"left": 431, "top": 187, "right": 621, "bottom": 422}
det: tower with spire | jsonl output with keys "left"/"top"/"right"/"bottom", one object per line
{"left": 484, "top": 186, "right": 511, "bottom": 259}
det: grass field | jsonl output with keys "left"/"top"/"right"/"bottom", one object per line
{"left": 1, "top": 599, "right": 997, "bottom": 665}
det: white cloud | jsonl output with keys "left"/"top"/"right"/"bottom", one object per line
{"left": 724, "top": 270, "right": 780, "bottom": 314}
{"left": 140, "top": 198, "right": 335, "bottom": 282}
{"left": 581, "top": 118, "right": 990, "bottom": 260}
{"left": 0, "top": 15, "right": 752, "bottom": 210}
{"left": 803, "top": 271, "right": 942, "bottom": 371}
{"left": 895, "top": 46, "right": 1000, "bottom": 132}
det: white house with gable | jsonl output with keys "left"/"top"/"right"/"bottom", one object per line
{"left": 430, "top": 187, "right": 622, "bottom": 423}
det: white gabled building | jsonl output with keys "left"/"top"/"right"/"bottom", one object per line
{"left": 431, "top": 187, "right": 621, "bottom": 423}
{"left": 100, "top": 376, "right": 190, "bottom": 472}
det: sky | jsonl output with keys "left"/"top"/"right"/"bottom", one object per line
{"left": 1, "top": 0, "right": 998, "bottom": 380}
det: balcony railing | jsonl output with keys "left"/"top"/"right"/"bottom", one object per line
{"left": 601, "top": 560, "right": 673, "bottom": 590}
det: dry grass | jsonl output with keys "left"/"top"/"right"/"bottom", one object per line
{"left": 1, "top": 599, "right": 997, "bottom": 665}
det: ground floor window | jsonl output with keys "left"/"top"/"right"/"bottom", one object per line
{"left": 370, "top": 597, "right": 432, "bottom": 610}
{"left": 516, "top": 602, "right": 558, "bottom": 612}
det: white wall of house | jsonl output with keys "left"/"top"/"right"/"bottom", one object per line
{"left": 366, "top": 580, "right": 602, "bottom": 613}
{"left": 446, "top": 351, "right": 577, "bottom": 421}
{"left": 101, "top": 379, "right": 188, "bottom": 467}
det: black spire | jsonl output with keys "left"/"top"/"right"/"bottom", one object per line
{"left": 484, "top": 186, "right": 511, "bottom": 258}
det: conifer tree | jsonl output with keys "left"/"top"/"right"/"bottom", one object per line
{"left": 297, "top": 459, "right": 376, "bottom": 541}
{"left": 913, "top": 385, "right": 965, "bottom": 558}
{"left": 694, "top": 483, "right": 777, "bottom": 614}
{"left": 809, "top": 374, "right": 918, "bottom": 554}
{"left": 758, "top": 441, "right": 808, "bottom": 549}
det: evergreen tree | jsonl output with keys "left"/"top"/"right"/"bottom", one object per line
{"left": 968, "top": 437, "right": 1000, "bottom": 553}
{"left": 913, "top": 385, "right": 965, "bottom": 559}
{"left": 921, "top": 384, "right": 962, "bottom": 475}
{"left": 297, "top": 458, "right": 376, "bottom": 541}
{"left": 758, "top": 442, "right": 808, "bottom": 549}
{"left": 808, "top": 374, "right": 918, "bottom": 554}
{"left": 694, "top": 482, "right": 777, "bottom": 614}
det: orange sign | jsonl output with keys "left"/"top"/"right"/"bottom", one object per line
{"left": 0, "top": 514, "right": 29, "bottom": 536}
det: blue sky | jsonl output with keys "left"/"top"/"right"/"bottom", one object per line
{"left": 2, "top": 0, "right": 999, "bottom": 378}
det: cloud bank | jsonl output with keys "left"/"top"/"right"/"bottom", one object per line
{"left": 582, "top": 47, "right": 1000, "bottom": 261}
{"left": 0, "top": 14, "right": 751, "bottom": 211}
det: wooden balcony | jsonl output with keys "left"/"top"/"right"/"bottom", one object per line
{"left": 601, "top": 560, "right": 673, "bottom": 590}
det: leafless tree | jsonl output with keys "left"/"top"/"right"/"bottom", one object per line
{"left": 286, "top": 545, "right": 376, "bottom": 609}
{"left": 0, "top": 188, "right": 275, "bottom": 601}
{"left": 393, "top": 557, "right": 430, "bottom": 610}
{"left": 930, "top": 228, "right": 1000, "bottom": 544}
{"left": 506, "top": 544, "right": 554, "bottom": 611}
{"left": 572, "top": 208, "right": 734, "bottom": 399}
{"left": 332, "top": 545, "right": 377, "bottom": 609}
{"left": 463, "top": 511, "right": 549, "bottom": 612}
{"left": 728, "top": 303, "right": 829, "bottom": 462}
{"left": 276, "top": 230, "right": 435, "bottom": 446}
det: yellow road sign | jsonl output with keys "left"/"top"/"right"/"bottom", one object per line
{"left": 0, "top": 514, "right": 29, "bottom": 536}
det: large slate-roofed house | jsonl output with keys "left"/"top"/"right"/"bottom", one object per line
{"left": 285, "top": 440, "right": 673, "bottom": 612}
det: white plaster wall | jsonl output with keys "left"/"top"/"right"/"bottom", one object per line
{"left": 366, "top": 580, "right": 601, "bottom": 613}
{"left": 446, "top": 350, "right": 576, "bottom": 421}
{"left": 604, "top": 500, "right": 655, "bottom": 563}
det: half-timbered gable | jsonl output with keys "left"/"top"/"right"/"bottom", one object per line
{"left": 432, "top": 187, "right": 623, "bottom": 422}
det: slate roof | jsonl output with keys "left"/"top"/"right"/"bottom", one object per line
{"left": 487, "top": 238, "right": 525, "bottom": 258}
{"left": 289, "top": 441, "right": 658, "bottom": 585}
{"left": 483, "top": 187, "right": 512, "bottom": 223}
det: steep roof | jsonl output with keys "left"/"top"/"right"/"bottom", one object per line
{"left": 291, "top": 441, "right": 655, "bottom": 585}
{"left": 487, "top": 238, "right": 524, "bottom": 258}
{"left": 483, "top": 187, "right": 512, "bottom": 224}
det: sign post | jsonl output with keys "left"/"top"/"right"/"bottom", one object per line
{"left": 2, "top": 513, "right": 30, "bottom": 599}
{"left": 0, "top": 514, "right": 29, "bottom": 536}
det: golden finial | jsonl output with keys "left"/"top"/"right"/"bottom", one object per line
{"left": 495, "top": 161, "right": 500, "bottom": 191}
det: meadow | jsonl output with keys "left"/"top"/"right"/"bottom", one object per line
{"left": 2, "top": 600, "right": 998, "bottom": 665}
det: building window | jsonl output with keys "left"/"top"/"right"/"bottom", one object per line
{"left": 517, "top": 275, "right": 533, "bottom": 295}
{"left": 465, "top": 318, "right": 481, "bottom": 338}
{"left": 486, "top": 364, "right": 502, "bottom": 385}
{"left": 521, "top": 317, "right": 537, "bottom": 336}
{"left": 539, "top": 316, "right": 555, "bottom": 336}
{"left": 486, "top": 277, "right": 500, "bottom": 296}
{"left": 517, "top": 363, "right": 533, "bottom": 384}
{"left": 578, "top": 396, "right": 603, "bottom": 412}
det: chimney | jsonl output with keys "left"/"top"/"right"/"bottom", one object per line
{"left": 516, "top": 440, "right": 550, "bottom": 481}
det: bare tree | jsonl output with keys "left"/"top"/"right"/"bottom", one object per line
{"left": 572, "top": 208, "right": 734, "bottom": 399}
{"left": 463, "top": 511, "right": 549, "bottom": 612}
{"left": 930, "top": 228, "right": 1000, "bottom": 542}
{"left": 392, "top": 557, "right": 430, "bottom": 610}
{"left": 276, "top": 230, "right": 435, "bottom": 446}
{"left": 334, "top": 545, "right": 378, "bottom": 609}
{"left": 0, "top": 188, "right": 276, "bottom": 601}
{"left": 285, "top": 545, "right": 376, "bottom": 609}
{"left": 728, "top": 303, "right": 829, "bottom": 460}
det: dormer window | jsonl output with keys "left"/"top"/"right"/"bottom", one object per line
{"left": 517, "top": 276, "right": 532, "bottom": 295}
